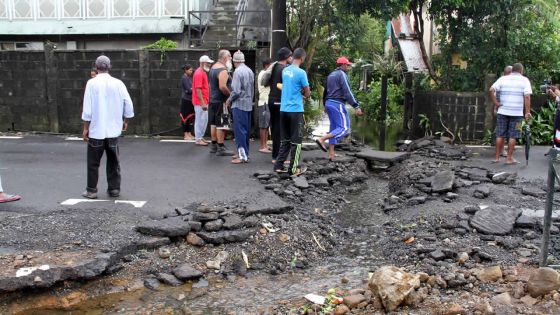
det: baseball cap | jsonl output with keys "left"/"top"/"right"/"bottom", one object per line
{"left": 336, "top": 56, "right": 352, "bottom": 65}
{"left": 199, "top": 55, "right": 214, "bottom": 63}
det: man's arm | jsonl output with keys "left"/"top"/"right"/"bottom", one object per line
{"left": 218, "top": 69, "right": 231, "bottom": 97}
{"left": 196, "top": 88, "right": 206, "bottom": 108}
{"left": 524, "top": 94, "right": 531, "bottom": 120}
{"left": 489, "top": 87, "right": 500, "bottom": 115}
{"left": 340, "top": 72, "right": 360, "bottom": 108}
{"left": 82, "top": 83, "right": 92, "bottom": 142}
{"left": 228, "top": 70, "right": 241, "bottom": 105}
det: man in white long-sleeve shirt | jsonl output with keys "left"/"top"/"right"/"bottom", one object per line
{"left": 81, "top": 55, "right": 134, "bottom": 199}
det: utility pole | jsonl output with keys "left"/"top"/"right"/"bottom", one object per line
{"left": 271, "top": 0, "right": 288, "bottom": 59}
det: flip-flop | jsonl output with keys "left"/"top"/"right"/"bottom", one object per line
{"left": 231, "top": 158, "right": 246, "bottom": 164}
{"left": 505, "top": 160, "right": 520, "bottom": 165}
{"left": 259, "top": 148, "right": 272, "bottom": 153}
{"left": 0, "top": 194, "right": 21, "bottom": 203}
{"left": 315, "top": 139, "right": 328, "bottom": 152}
{"left": 195, "top": 141, "right": 208, "bottom": 146}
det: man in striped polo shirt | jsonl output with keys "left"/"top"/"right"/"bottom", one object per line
{"left": 489, "top": 63, "right": 532, "bottom": 164}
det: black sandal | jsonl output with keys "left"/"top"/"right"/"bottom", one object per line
{"left": 315, "top": 139, "right": 327, "bottom": 152}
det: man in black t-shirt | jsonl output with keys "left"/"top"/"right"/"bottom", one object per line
{"left": 208, "top": 49, "right": 234, "bottom": 156}
{"left": 262, "top": 47, "right": 292, "bottom": 163}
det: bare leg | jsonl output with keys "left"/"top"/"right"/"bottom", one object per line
{"left": 506, "top": 138, "right": 517, "bottom": 163}
{"left": 495, "top": 137, "right": 504, "bottom": 162}
{"left": 210, "top": 126, "right": 217, "bottom": 142}
{"left": 259, "top": 129, "right": 269, "bottom": 150}
{"left": 217, "top": 129, "right": 225, "bottom": 144}
{"left": 328, "top": 144, "right": 336, "bottom": 160}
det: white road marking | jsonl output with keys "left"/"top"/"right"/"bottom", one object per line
{"left": 0, "top": 136, "right": 23, "bottom": 139}
{"left": 160, "top": 139, "right": 196, "bottom": 143}
{"left": 61, "top": 198, "right": 109, "bottom": 205}
{"left": 115, "top": 200, "right": 147, "bottom": 208}
{"left": 65, "top": 136, "right": 83, "bottom": 141}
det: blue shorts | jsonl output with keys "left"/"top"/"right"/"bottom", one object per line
{"left": 495, "top": 114, "right": 522, "bottom": 139}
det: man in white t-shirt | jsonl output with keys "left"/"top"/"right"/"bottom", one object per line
{"left": 489, "top": 63, "right": 532, "bottom": 164}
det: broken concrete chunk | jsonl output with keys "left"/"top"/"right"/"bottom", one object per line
{"left": 136, "top": 217, "right": 191, "bottom": 237}
{"left": 470, "top": 206, "right": 522, "bottom": 235}
{"left": 431, "top": 171, "right": 455, "bottom": 193}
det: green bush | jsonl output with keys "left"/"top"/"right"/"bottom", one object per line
{"left": 521, "top": 100, "right": 556, "bottom": 145}
{"left": 354, "top": 80, "right": 404, "bottom": 124}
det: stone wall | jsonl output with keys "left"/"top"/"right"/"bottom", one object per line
{"left": 0, "top": 47, "right": 260, "bottom": 135}
{"left": 412, "top": 90, "right": 550, "bottom": 142}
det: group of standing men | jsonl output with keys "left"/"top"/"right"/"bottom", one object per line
{"left": 179, "top": 47, "right": 312, "bottom": 174}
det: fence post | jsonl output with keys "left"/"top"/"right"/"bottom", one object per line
{"left": 540, "top": 148, "right": 557, "bottom": 266}
{"left": 138, "top": 50, "right": 151, "bottom": 134}
{"left": 44, "top": 42, "right": 59, "bottom": 133}
{"left": 483, "top": 74, "right": 497, "bottom": 133}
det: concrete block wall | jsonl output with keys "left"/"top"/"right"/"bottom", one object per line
{"left": 0, "top": 48, "right": 264, "bottom": 135}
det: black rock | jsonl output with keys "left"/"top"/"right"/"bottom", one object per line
{"left": 491, "top": 172, "right": 517, "bottom": 185}
{"left": 157, "top": 273, "right": 182, "bottom": 286}
{"left": 521, "top": 187, "right": 547, "bottom": 198}
{"left": 172, "top": 264, "right": 203, "bottom": 281}
{"left": 222, "top": 214, "right": 244, "bottom": 230}
{"left": 515, "top": 215, "right": 538, "bottom": 228}
{"left": 189, "top": 221, "right": 202, "bottom": 232}
{"left": 144, "top": 278, "right": 160, "bottom": 290}
{"left": 430, "top": 249, "right": 446, "bottom": 261}
{"left": 431, "top": 171, "right": 455, "bottom": 193}
{"left": 136, "top": 217, "right": 191, "bottom": 237}
{"left": 196, "top": 229, "right": 256, "bottom": 244}
{"left": 192, "top": 212, "right": 220, "bottom": 222}
{"left": 464, "top": 206, "right": 479, "bottom": 214}
{"left": 293, "top": 176, "right": 310, "bottom": 189}
{"left": 204, "top": 219, "right": 224, "bottom": 232}
{"left": 470, "top": 206, "right": 522, "bottom": 235}
{"left": 473, "top": 185, "right": 491, "bottom": 199}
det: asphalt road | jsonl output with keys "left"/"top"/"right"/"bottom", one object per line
{"left": 0, "top": 134, "right": 289, "bottom": 218}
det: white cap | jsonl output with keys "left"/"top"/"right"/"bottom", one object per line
{"left": 199, "top": 55, "right": 214, "bottom": 63}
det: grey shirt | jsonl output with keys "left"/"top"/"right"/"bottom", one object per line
{"left": 228, "top": 63, "right": 254, "bottom": 111}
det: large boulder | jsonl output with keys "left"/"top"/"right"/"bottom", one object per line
{"left": 527, "top": 267, "right": 560, "bottom": 297}
{"left": 368, "top": 266, "right": 420, "bottom": 312}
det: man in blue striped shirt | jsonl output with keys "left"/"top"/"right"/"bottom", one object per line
{"left": 489, "top": 63, "right": 532, "bottom": 164}
{"left": 316, "top": 57, "right": 363, "bottom": 160}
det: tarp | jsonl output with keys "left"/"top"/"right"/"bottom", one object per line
{"left": 0, "top": 19, "right": 184, "bottom": 35}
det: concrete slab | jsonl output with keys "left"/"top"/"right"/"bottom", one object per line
{"left": 354, "top": 148, "right": 410, "bottom": 163}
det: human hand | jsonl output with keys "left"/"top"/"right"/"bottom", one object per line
{"left": 82, "top": 129, "right": 89, "bottom": 142}
{"left": 202, "top": 104, "right": 208, "bottom": 111}
{"left": 356, "top": 108, "right": 364, "bottom": 116}
{"left": 525, "top": 112, "right": 532, "bottom": 121}
{"left": 122, "top": 121, "right": 128, "bottom": 132}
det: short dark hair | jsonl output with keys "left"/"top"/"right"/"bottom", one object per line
{"left": 182, "top": 64, "right": 193, "bottom": 71}
{"left": 512, "top": 63, "right": 524, "bottom": 73}
{"left": 277, "top": 47, "right": 292, "bottom": 61}
{"left": 262, "top": 58, "right": 272, "bottom": 68}
{"left": 293, "top": 48, "right": 306, "bottom": 60}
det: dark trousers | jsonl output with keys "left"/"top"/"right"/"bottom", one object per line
{"left": 87, "top": 138, "right": 121, "bottom": 193}
{"left": 274, "top": 112, "right": 304, "bottom": 174}
{"left": 180, "top": 98, "right": 195, "bottom": 133}
{"left": 232, "top": 108, "right": 252, "bottom": 159}
{"left": 268, "top": 100, "right": 281, "bottom": 159}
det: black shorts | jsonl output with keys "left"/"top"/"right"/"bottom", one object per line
{"left": 208, "top": 102, "right": 224, "bottom": 127}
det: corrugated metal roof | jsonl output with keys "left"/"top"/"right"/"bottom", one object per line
{"left": 391, "top": 14, "right": 428, "bottom": 73}
{"left": 0, "top": 19, "right": 184, "bottom": 35}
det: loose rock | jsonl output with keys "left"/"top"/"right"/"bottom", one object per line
{"left": 368, "top": 266, "right": 421, "bottom": 312}
{"left": 477, "top": 266, "right": 503, "bottom": 283}
{"left": 527, "top": 267, "right": 560, "bottom": 297}
{"left": 172, "top": 264, "right": 203, "bottom": 281}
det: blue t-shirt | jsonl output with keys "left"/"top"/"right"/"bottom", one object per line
{"left": 280, "top": 64, "right": 309, "bottom": 112}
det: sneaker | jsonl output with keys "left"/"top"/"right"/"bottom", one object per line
{"left": 82, "top": 190, "right": 98, "bottom": 199}
{"left": 290, "top": 167, "right": 308, "bottom": 177}
{"left": 275, "top": 168, "right": 288, "bottom": 173}
{"left": 216, "top": 146, "right": 234, "bottom": 156}
{"left": 108, "top": 189, "right": 120, "bottom": 197}
{"left": 209, "top": 143, "right": 218, "bottom": 153}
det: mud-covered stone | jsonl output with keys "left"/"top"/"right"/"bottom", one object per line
{"left": 156, "top": 273, "right": 182, "bottom": 286}
{"left": 203, "top": 219, "right": 223, "bottom": 232}
{"left": 470, "top": 206, "right": 521, "bottom": 235}
{"left": 222, "top": 214, "right": 244, "bottom": 229}
{"left": 192, "top": 212, "right": 220, "bottom": 222}
{"left": 473, "top": 185, "right": 491, "bottom": 199}
{"left": 293, "top": 176, "right": 310, "bottom": 189}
